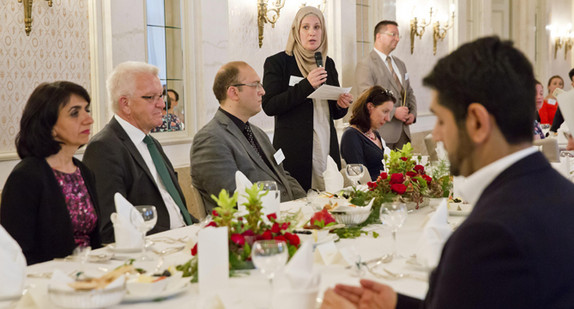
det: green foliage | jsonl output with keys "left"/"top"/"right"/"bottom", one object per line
{"left": 242, "top": 184, "right": 267, "bottom": 234}
{"left": 211, "top": 190, "right": 238, "bottom": 227}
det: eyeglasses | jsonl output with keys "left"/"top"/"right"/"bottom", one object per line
{"left": 140, "top": 94, "right": 164, "bottom": 102}
{"left": 230, "top": 81, "right": 264, "bottom": 90}
{"left": 382, "top": 32, "right": 401, "bottom": 39}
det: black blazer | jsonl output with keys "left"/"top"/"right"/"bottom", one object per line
{"left": 83, "top": 117, "right": 195, "bottom": 243}
{"left": 262, "top": 51, "right": 348, "bottom": 191}
{"left": 397, "top": 152, "right": 574, "bottom": 308}
{"left": 0, "top": 157, "right": 102, "bottom": 265}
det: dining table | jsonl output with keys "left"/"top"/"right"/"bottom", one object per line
{"left": 4, "top": 198, "right": 466, "bottom": 309}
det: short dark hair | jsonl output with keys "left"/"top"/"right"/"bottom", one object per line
{"left": 547, "top": 75, "right": 564, "bottom": 87}
{"left": 16, "top": 81, "right": 91, "bottom": 159}
{"left": 374, "top": 20, "right": 398, "bottom": 41}
{"left": 569, "top": 68, "right": 574, "bottom": 81}
{"left": 350, "top": 86, "right": 396, "bottom": 132}
{"left": 423, "top": 36, "right": 535, "bottom": 145}
{"left": 212, "top": 61, "right": 246, "bottom": 103}
{"left": 167, "top": 89, "right": 179, "bottom": 101}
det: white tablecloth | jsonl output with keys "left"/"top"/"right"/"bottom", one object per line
{"left": 6, "top": 199, "right": 464, "bottom": 309}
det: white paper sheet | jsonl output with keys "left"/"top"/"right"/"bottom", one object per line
{"left": 557, "top": 89, "right": 574, "bottom": 135}
{"left": 307, "top": 85, "right": 352, "bottom": 100}
{"left": 198, "top": 227, "right": 229, "bottom": 298}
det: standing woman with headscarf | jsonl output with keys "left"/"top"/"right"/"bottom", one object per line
{"left": 262, "top": 6, "right": 353, "bottom": 191}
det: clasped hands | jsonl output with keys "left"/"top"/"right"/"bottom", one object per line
{"left": 307, "top": 67, "right": 353, "bottom": 109}
{"left": 394, "top": 106, "right": 414, "bottom": 125}
{"left": 321, "top": 279, "right": 397, "bottom": 309}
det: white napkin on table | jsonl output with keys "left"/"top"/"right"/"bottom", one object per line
{"left": 235, "top": 171, "right": 252, "bottom": 215}
{"left": 313, "top": 241, "right": 349, "bottom": 266}
{"left": 0, "top": 225, "right": 26, "bottom": 298}
{"left": 323, "top": 156, "right": 344, "bottom": 193}
{"left": 415, "top": 199, "right": 452, "bottom": 269}
{"left": 272, "top": 241, "right": 321, "bottom": 309}
{"left": 111, "top": 193, "right": 143, "bottom": 249}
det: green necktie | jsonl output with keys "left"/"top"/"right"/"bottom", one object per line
{"left": 143, "top": 135, "right": 192, "bottom": 225}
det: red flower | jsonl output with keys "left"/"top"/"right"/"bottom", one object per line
{"left": 367, "top": 181, "right": 378, "bottom": 190}
{"left": 267, "top": 213, "right": 277, "bottom": 221}
{"left": 414, "top": 165, "right": 425, "bottom": 174}
{"left": 271, "top": 223, "right": 281, "bottom": 234}
{"left": 390, "top": 173, "right": 404, "bottom": 184}
{"left": 280, "top": 222, "right": 290, "bottom": 230}
{"left": 206, "top": 221, "right": 217, "bottom": 227}
{"left": 284, "top": 232, "right": 300, "bottom": 247}
{"left": 391, "top": 183, "right": 407, "bottom": 194}
{"left": 191, "top": 243, "right": 198, "bottom": 256}
{"left": 406, "top": 171, "right": 417, "bottom": 178}
{"left": 261, "top": 230, "right": 273, "bottom": 240}
{"left": 379, "top": 172, "right": 388, "bottom": 180}
{"left": 212, "top": 210, "right": 219, "bottom": 217}
{"left": 400, "top": 157, "right": 408, "bottom": 161}
{"left": 422, "top": 175, "right": 432, "bottom": 185}
{"left": 274, "top": 235, "right": 287, "bottom": 243}
{"left": 242, "top": 229, "right": 255, "bottom": 237}
{"left": 230, "top": 233, "right": 245, "bottom": 246}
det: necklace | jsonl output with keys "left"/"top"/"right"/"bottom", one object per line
{"left": 364, "top": 130, "right": 377, "bottom": 141}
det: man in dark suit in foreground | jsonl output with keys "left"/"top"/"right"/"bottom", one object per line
{"left": 190, "top": 61, "right": 305, "bottom": 213}
{"left": 322, "top": 36, "right": 574, "bottom": 308}
{"left": 83, "top": 61, "right": 196, "bottom": 243}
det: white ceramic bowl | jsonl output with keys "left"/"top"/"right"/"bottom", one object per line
{"left": 330, "top": 210, "right": 371, "bottom": 226}
{"left": 48, "top": 285, "right": 125, "bottom": 309}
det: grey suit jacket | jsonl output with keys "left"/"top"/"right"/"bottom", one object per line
{"left": 83, "top": 117, "right": 194, "bottom": 243}
{"left": 355, "top": 50, "right": 417, "bottom": 143}
{"left": 190, "top": 109, "right": 306, "bottom": 213}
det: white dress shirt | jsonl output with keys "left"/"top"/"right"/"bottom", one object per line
{"left": 114, "top": 115, "right": 186, "bottom": 228}
{"left": 459, "top": 147, "right": 537, "bottom": 205}
{"left": 374, "top": 48, "right": 403, "bottom": 84}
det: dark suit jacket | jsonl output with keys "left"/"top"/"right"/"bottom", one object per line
{"left": 397, "top": 152, "right": 574, "bottom": 308}
{"left": 190, "top": 109, "right": 306, "bottom": 213}
{"left": 262, "top": 51, "right": 348, "bottom": 191}
{"left": 0, "top": 157, "right": 102, "bottom": 265}
{"left": 355, "top": 50, "right": 417, "bottom": 144}
{"left": 83, "top": 117, "right": 194, "bottom": 243}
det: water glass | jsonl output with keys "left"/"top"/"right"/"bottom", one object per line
{"left": 255, "top": 181, "right": 280, "bottom": 216}
{"left": 131, "top": 205, "right": 158, "bottom": 261}
{"left": 380, "top": 202, "right": 407, "bottom": 258}
{"left": 346, "top": 164, "right": 365, "bottom": 186}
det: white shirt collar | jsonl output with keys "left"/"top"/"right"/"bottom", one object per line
{"left": 114, "top": 114, "right": 147, "bottom": 145}
{"left": 459, "top": 147, "right": 537, "bottom": 205}
{"left": 374, "top": 48, "right": 391, "bottom": 63}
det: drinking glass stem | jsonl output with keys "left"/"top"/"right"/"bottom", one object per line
{"left": 392, "top": 230, "right": 397, "bottom": 257}
{"left": 141, "top": 232, "right": 147, "bottom": 255}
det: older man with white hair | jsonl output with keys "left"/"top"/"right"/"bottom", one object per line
{"left": 83, "top": 61, "right": 196, "bottom": 243}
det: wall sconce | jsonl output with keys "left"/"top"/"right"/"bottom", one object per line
{"left": 409, "top": 8, "right": 433, "bottom": 54}
{"left": 258, "top": 0, "right": 286, "bottom": 48}
{"left": 300, "top": 0, "right": 327, "bottom": 12}
{"left": 551, "top": 24, "right": 573, "bottom": 60}
{"left": 18, "top": 0, "right": 53, "bottom": 36}
{"left": 432, "top": 10, "right": 455, "bottom": 55}
{"left": 565, "top": 37, "right": 573, "bottom": 60}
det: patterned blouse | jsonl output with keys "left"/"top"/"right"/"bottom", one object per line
{"left": 151, "top": 113, "right": 183, "bottom": 132}
{"left": 53, "top": 167, "right": 98, "bottom": 247}
{"left": 533, "top": 120, "right": 545, "bottom": 140}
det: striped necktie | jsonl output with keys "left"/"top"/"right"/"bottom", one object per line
{"left": 143, "top": 135, "right": 192, "bottom": 225}
{"left": 386, "top": 56, "right": 404, "bottom": 97}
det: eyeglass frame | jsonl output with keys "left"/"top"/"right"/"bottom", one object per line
{"left": 382, "top": 31, "right": 402, "bottom": 39}
{"left": 139, "top": 93, "right": 165, "bottom": 103}
{"left": 230, "top": 81, "right": 264, "bottom": 90}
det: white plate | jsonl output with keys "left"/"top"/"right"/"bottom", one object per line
{"left": 107, "top": 240, "right": 153, "bottom": 253}
{"left": 123, "top": 279, "right": 190, "bottom": 302}
{"left": 448, "top": 203, "right": 473, "bottom": 216}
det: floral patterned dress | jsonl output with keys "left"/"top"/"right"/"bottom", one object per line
{"left": 151, "top": 113, "right": 183, "bottom": 132}
{"left": 53, "top": 167, "right": 98, "bottom": 247}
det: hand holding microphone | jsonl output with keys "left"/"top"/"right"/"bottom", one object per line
{"left": 307, "top": 51, "right": 327, "bottom": 89}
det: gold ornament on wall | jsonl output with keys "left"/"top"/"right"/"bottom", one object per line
{"left": 258, "top": 0, "right": 286, "bottom": 48}
{"left": 18, "top": 0, "right": 53, "bottom": 36}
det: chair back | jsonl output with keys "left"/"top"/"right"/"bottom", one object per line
{"left": 533, "top": 138, "right": 560, "bottom": 162}
{"left": 424, "top": 133, "right": 438, "bottom": 162}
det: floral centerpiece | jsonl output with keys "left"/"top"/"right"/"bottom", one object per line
{"left": 176, "top": 185, "right": 300, "bottom": 281}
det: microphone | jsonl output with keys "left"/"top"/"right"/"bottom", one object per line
{"left": 314, "top": 52, "right": 323, "bottom": 68}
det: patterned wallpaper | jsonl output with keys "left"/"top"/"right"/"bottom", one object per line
{"left": 0, "top": 0, "right": 90, "bottom": 154}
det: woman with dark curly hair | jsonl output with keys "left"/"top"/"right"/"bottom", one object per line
{"left": 0, "top": 81, "right": 102, "bottom": 265}
{"left": 340, "top": 86, "right": 395, "bottom": 181}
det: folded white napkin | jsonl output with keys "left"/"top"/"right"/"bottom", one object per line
{"left": 272, "top": 242, "right": 320, "bottom": 309}
{"left": 415, "top": 199, "right": 452, "bottom": 269}
{"left": 323, "top": 156, "right": 344, "bottom": 193}
{"left": 111, "top": 193, "right": 143, "bottom": 249}
{"left": 435, "top": 141, "right": 448, "bottom": 161}
{"left": 235, "top": 171, "right": 252, "bottom": 215}
{"left": 313, "top": 241, "right": 349, "bottom": 266}
{"left": 0, "top": 225, "right": 26, "bottom": 298}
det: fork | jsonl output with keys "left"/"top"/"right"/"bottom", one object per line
{"left": 383, "top": 268, "right": 427, "bottom": 281}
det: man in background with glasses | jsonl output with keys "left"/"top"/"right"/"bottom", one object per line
{"left": 190, "top": 61, "right": 305, "bottom": 213}
{"left": 355, "top": 20, "right": 417, "bottom": 150}
{"left": 84, "top": 61, "right": 196, "bottom": 244}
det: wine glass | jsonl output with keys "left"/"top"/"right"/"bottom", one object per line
{"left": 251, "top": 240, "right": 288, "bottom": 284}
{"left": 255, "top": 181, "right": 280, "bottom": 216}
{"left": 380, "top": 202, "right": 407, "bottom": 259}
{"left": 346, "top": 164, "right": 365, "bottom": 187}
{"left": 131, "top": 205, "right": 158, "bottom": 261}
